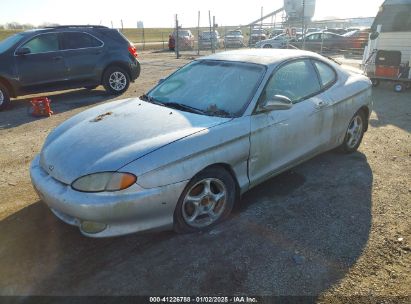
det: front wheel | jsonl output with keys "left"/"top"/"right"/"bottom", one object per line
{"left": 0, "top": 84, "right": 11, "bottom": 111}
{"left": 263, "top": 44, "right": 272, "bottom": 48}
{"left": 174, "top": 167, "right": 236, "bottom": 233}
{"left": 103, "top": 67, "right": 130, "bottom": 95}
{"left": 339, "top": 111, "right": 366, "bottom": 153}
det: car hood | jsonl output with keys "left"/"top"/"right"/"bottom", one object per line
{"left": 40, "top": 98, "right": 230, "bottom": 184}
{"left": 226, "top": 35, "right": 243, "bottom": 39}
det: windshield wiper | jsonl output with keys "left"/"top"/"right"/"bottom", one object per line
{"left": 140, "top": 94, "right": 164, "bottom": 106}
{"left": 204, "top": 108, "right": 232, "bottom": 118}
{"left": 163, "top": 102, "right": 206, "bottom": 115}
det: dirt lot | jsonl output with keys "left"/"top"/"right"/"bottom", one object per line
{"left": 0, "top": 51, "right": 410, "bottom": 301}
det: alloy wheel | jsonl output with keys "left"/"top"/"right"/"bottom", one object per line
{"left": 109, "top": 72, "right": 127, "bottom": 91}
{"left": 346, "top": 115, "right": 363, "bottom": 149}
{"left": 182, "top": 178, "right": 227, "bottom": 228}
{"left": 0, "top": 90, "right": 4, "bottom": 106}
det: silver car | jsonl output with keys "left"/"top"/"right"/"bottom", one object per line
{"left": 30, "top": 49, "right": 372, "bottom": 238}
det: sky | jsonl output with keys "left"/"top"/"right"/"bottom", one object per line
{"left": 0, "top": 0, "right": 385, "bottom": 28}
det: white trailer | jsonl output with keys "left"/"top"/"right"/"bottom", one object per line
{"left": 363, "top": 0, "right": 411, "bottom": 92}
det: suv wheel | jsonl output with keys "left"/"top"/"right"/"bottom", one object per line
{"left": 103, "top": 67, "right": 130, "bottom": 95}
{"left": 0, "top": 84, "right": 11, "bottom": 111}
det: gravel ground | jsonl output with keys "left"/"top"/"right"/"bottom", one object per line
{"left": 0, "top": 51, "right": 409, "bottom": 302}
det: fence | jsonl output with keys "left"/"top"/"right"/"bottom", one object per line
{"left": 119, "top": 16, "right": 373, "bottom": 57}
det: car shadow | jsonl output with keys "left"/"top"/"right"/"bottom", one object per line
{"left": 0, "top": 151, "right": 372, "bottom": 298}
{"left": 0, "top": 88, "right": 118, "bottom": 130}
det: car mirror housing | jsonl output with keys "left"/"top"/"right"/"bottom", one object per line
{"left": 259, "top": 95, "right": 293, "bottom": 112}
{"left": 15, "top": 47, "right": 31, "bottom": 56}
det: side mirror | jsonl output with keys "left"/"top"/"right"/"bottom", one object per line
{"left": 370, "top": 32, "right": 379, "bottom": 40}
{"left": 15, "top": 47, "right": 31, "bottom": 56}
{"left": 158, "top": 78, "right": 165, "bottom": 85}
{"left": 259, "top": 95, "right": 293, "bottom": 112}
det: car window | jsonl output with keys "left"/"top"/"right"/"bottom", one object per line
{"left": 259, "top": 59, "right": 321, "bottom": 104}
{"left": 62, "top": 32, "right": 102, "bottom": 50}
{"left": 307, "top": 34, "right": 320, "bottom": 41}
{"left": 22, "top": 33, "right": 59, "bottom": 54}
{"left": 313, "top": 60, "right": 336, "bottom": 88}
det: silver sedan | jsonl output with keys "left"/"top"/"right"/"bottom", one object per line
{"left": 30, "top": 49, "right": 372, "bottom": 237}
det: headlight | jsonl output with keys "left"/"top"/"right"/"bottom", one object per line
{"left": 71, "top": 172, "right": 137, "bottom": 193}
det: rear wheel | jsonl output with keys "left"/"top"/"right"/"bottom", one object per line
{"left": 339, "top": 111, "right": 366, "bottom": 153}
{"left": 371, "top": 79, "right": 380, "bottom": 87}
{"left": 0, "top": 84, "right": 11, "bottom": 111}
{"left": 394, "top": 83, "right": 404, "bottom": 93}
{"left": 103, "top": 67, "right": 130, "bottom": 95}
{"left": 174, "top": 167, "right": 236, "bottom": 233}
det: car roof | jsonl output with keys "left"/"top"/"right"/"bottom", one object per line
{"left": 199, "top": 49, "right": 327, "bottom": 66}
{"left": 22, "top": 26, "right": 108, "bottom": 35}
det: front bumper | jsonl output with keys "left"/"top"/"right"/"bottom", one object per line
{"left": 30, "top": 155, "right": 187, "bottom": 237}
{"left": 225, "top": 40, "right": 243, "bottom": 47}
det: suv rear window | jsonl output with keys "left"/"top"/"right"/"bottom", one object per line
{"left": 62, "top": 32, "right": 103, "bottom": 50}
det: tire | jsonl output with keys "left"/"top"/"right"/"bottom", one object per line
{"left": 394, "top": 83, "right": 404, "bottom": 93}
{"left": 84, "top": 85, "right": 98, "bottom": 90}
{"left": 339, "top": 110, "right": 366, "bottom": 153}
{"left": 174, "top": 167, "right": 236, "bottom": 233}
{"left": 263, "top": 44, "right": 272, "bottom": 48}
{"left": 103, "top": 66, "right": 130, "bottom": 95}
{"left": 0, "top": 83, "right": 11, "bottom": 111}
{"left": 371, "top": 79, "right": 380, "bottom": 87}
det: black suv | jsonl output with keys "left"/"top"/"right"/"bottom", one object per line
{"left": 0, "top": 25, "right": 140, "bottom": 111}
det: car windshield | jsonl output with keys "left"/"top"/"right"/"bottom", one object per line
{"left": 252, "top": 29, "right": 264, "bottom": 34}
{"left": 147, "top": 60, "right": 266, "bottom": 117}
{"left": 228, "top": 31, "right": 242, "bottom": 36}
{"left": 202, "top": 31, "right": 218, "bottom": 38}
{"left": 177, "top": 30, "right": 190, "bottom": 36}
{"left": 0, "top": 33, "right": 24, "bottom": 53}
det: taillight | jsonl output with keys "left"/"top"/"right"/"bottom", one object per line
{"left": 128, "top": 45, "right": 138, "bottom": 58}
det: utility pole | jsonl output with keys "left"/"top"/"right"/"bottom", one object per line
{"left": 302, "top": 0, "right": 306, "bottom": 50}
{"left": 260, "top": 6, "right": 263, "bottom": 44}
{"left": 208, "top": 11, "right": 213, "bottom": 54}
{"left": 175, "top": 14, "right": 180, "bottom": 59}
{"left": 197, "top": 11, "right": 200, "bottom": 55}
{"left": 212, "top": 16, "right": 216, "bottom": 54}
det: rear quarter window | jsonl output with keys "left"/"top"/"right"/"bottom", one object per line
{"left": 313, "top": 60, "right": 337, "bottom": 88}
{"left": 62, "top": 32, "right": 103, "bottom": 50}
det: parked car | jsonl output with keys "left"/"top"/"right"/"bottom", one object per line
{"left": 199, "top": 31, "right": 222, "bottom": 49}
{"left": 249, "top": 28, "right": 267, "bottom": 45}
{"left": 31, "top": 49, "right": 372, "bottom": 237}
{"left": 0, "top": 25, "right": 140, "bottom": 111}
{"left": 168, "top": 30, "right": 195, "bottom": 51}
{"left": 292, "top": 32, "right": 346, "bottom": 51}
{"left": 224, "top": 30, "right": 244, "bottom": 48}
{"left": 343, "top": 29, "right": 371, "bottom": 51}
{"left": 255, "top": 33, "right": 297, "bottom": 48}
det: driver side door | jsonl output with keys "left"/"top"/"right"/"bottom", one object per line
{"left": 15, "top": 33, "right": 69, "bottom": 93}
{"left": 248, "top": 59, "right": 332, "bottom": 187}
